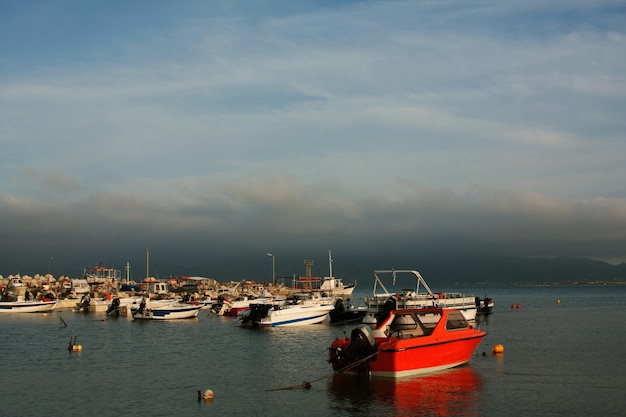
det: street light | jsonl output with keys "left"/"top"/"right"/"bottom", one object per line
{"left": 266, "top": 252, "right": 275, "bottom": 286}
{"left": 145, "top": 248, "right": 150, "bottom": 281}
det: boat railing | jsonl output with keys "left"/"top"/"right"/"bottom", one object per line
{"left": 371, "top": 270, "right": 434, "bottom": 297}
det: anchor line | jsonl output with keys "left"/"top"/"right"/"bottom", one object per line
{"left": 266, "top": 341, "right": 398, "bottom": 391}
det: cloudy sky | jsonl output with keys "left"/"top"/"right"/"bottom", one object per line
{"left": 1, "top": 0, "right": 625, "bottom": 279}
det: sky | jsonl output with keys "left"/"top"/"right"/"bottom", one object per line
{"left": 1, "top": 0, "right": 625, "bottom": 280}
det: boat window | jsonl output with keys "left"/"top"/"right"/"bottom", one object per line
{"left": 445, "top": 311, "right": 468, "bottom": 330}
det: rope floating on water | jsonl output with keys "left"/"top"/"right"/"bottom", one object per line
{"left": 266, "top": 344, "right": 393, "bottom": 392}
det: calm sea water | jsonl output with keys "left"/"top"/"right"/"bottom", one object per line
{"left": 1, "top": 285, "right": 625, "bottom": 417}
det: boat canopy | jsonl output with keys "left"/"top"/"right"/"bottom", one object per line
{"left": 372, "top": 270, "right": 434, "bottom": 297}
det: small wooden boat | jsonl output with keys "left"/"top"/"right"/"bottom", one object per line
{"left": 328, "top": 307, "right": 486, "bottom": 378}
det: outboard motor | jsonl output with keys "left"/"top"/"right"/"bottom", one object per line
{"left": 241, "top": 303, "right": 274, "bottom": 325}
{"left": 77, "top": 294, "right": 91, "bottom": 311}
{"left": 329, "top": 324, "right": 376, "bottom": 372}
{"left": 107, "top": 298, "right": 121, "bottom": 316}
{"left": 133, "top": 298, "right": 147, "bottom": 318}
{"left": 329, "top": 298, "right": 345, "bottom": 322}
{"left": 375, "top": 297, "right": 397, "bottom": 324}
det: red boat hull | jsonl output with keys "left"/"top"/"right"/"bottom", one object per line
{"left": 329, "top": 307, "right": 486, "bottom": 378}
{"left": 369, "top": 334, "right": 485, "bottom": 377}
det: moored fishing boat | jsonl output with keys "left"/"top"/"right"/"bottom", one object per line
{"left": 131, "top": 297, "right": 201, "bottom": 320}
{"left": 328, "top": 307, "right": 486, "bottom": 378}
{"left": 321, "top": 250, "right": 356, "bottom": 297}
{"left": 240, "top": 302, "right": 335, "bottom": 327}
{"left": 475, "top": 296, "right": 494, "bottom": 315}
{"left": 329, "top": 297, "right": 368, "bottom": 324}
{"left": 365, "top": 269, "right": 477, "bottom": 323}
{"left": 212, "top": 294, "right": 285, "bottom": 317}
{"left": 0, "top": 298, "right": 58, "bottom": 313}
{"left": 0, "top": 282, "right": 58, "bottom": 313}
{"left": 289, "top": 251, "right": 356, "bottom": 298}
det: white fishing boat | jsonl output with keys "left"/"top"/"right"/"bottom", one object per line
{"left": 0, "top": 281, "right": 58, "bottom": 313}
{"left": 74, "top": 293, "right": 114, "bottom": 313}
{"left": 291, "top": 251, "right": 356, "bottom": 297}
{"left": 130, "top": 298, "right": 201, "bottom": 320}
{"left": 212, "top": 293, "right": 285, "bottom": 317}
{"left": 0, "top": 298, "right": 58, "bottom": 313}
{"left": 240, "top": 302, "right": 335, "bottom": 327}
{"left": 321, "top": 250, "right": 356, "bottom": 297}
{"left": 365, "top": 269, "right": 477, "bottom": 323}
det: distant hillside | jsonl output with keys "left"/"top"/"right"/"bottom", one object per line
{"left": 3, "top": 254, "right": 625, "bottom": 286}
{"left": 423, "top": 255, "right": 626, "bottom": 285}
{"left": 168, "top": 254, "right": 626, "bottom": 286}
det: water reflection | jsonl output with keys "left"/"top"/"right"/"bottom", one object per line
{"left": 328, "top": 366, "right": 484, "bottom": 417}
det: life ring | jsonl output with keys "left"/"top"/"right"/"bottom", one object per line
{"left": 437, "top": 293, "right": 445, "bottom": 299}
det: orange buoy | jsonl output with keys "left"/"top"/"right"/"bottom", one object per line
{"left": 492, "top": 344, "right": 504, "bottom": 354}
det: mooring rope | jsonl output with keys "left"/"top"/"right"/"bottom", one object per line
{"left": 266, "top": 341, "right": 398, "bottom": 391}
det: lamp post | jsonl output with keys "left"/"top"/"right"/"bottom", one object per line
{"left": 145, "top": 248, "right": 150, "bottom": 281}
{"left": 266, "top": 252, "right": 275, "bottom": 286}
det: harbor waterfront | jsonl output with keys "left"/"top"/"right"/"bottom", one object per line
{"left": 1, "top": 285, "right": 626, "bottom": 416}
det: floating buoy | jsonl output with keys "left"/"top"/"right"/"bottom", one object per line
{"left": 203, "top": 390, "right": 214, "bottom": 401}
{"left": 511, "top": 304, "right": 515, "bottom": 309}
{"left": 492, "top": 344, "right": 504, "bottom": 354}
{"left": 68, "top": 336, "right": 82, "bottom": 351}
{"left": 516, "top": 304, "right": 521, "bottom": 309}
{"left": 556, "top": 299, "right": 561, "bottom": 304}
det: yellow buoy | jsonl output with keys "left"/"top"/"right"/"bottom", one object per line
{"left": 556, "top": 299, "right": 561, "bottom": 304}
{"left": 203, "top": 390, "right": 214, "bottom": 401}
{"left": 492, "top": 344, "right": 504, "bottom": 354}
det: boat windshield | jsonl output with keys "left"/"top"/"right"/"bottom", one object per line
{"left": 445, "top": 311, "right": 469, "bottom": 330}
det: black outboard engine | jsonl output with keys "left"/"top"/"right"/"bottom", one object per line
{"left": 77, "top": 294, "right": 91, "bottom": 311}
{"left": 330, "top": 324, "right": 376, "bottom": 372}
{"left": 329, "top": 298, "right": 345, "bottom": 322}
{"left": 133, "top": 298, "right": 147, "bottom": 318}
{"left": 375, "top": 297, "right": 397, "bottom": 324}
{"left": 107, "top": 298, "right": 121, "bottom": 315}
{"left": 241, "top": 303, "right": 274, "bottom": 325}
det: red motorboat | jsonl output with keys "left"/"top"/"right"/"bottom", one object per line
{"left": 328, "top": 307, "right": 486, "bottom": 378}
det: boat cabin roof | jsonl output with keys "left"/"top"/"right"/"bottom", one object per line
{"left": 376, "top": 308, "right": 470, "bottom": 338}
